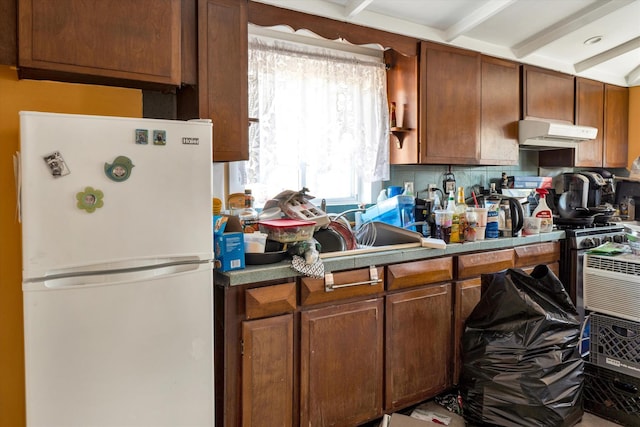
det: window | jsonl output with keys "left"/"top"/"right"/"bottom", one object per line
{"left": 229, "top": 27, "right": 390, "bottom": 208}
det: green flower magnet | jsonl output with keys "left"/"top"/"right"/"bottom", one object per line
{"left": 76, "top": 187, "right": 104, "bottom": 213}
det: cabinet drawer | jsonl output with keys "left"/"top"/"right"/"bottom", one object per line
{"left": 245, "top": 282, "right": 297, "bottom": 320}
{"left": 386, "top": 257, "right": 453, "bottom": 290}
{"left": 300, "top": 266, "right": 384, "bottom": 306}
{"left": 456, "top": 249, "right": 514, "bottom": 280}
{"left": 514, "top": 242, "right": 560, "bottom": 268}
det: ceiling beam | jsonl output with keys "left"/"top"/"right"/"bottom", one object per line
{"left": 512, "top": 0, "right": 634, "bottom": 58}
{"left": 574, "top": 36, "right": 640, "bottom": 73}
{"left": 627, "top": 64, "right": 640, "bottom": 87}
{"left": 344, "top": 0, "right": 374, "bottom": 18}
{"left": 444, "top": 0, "right": 516, "bottom": 42}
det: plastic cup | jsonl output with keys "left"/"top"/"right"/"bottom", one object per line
{"left": 476, "top": 226, "right": 486, "bottom": 240}
{"left": 523, "top": 217, "right": 542, "bottom": 236}
{"left": 243, "top": 232, "right": 267, "bottom": 253}
{"left": 434, "top": 209, "right": 453, "bottom": 243}
{"left": 471, "top": 207, "right": 488, "bottom": 226}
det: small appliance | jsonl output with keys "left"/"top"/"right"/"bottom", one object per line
{"left": 561, "top": 172, "right": 605, "bottom": 208}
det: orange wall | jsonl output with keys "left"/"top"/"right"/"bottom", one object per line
{"left": 0, "top": 65, "right": 141, "bottom": 426}
{"left": 628, "top": 86, "right": 640, "bottom": 169}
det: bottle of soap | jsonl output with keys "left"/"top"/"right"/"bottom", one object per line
{"left": 533, "top": 188, "right": 553, "bottom": 233}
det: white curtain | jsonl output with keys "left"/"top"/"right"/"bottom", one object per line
{"left": 241, "top": 34, "right": 390, "bottom": 201}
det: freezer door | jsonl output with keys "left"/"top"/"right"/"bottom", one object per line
{"left": 20, "top": 111, "right": 213, "bottom": 280}
{"left": 23, "top": 263, "right": 214, "bottom": 427}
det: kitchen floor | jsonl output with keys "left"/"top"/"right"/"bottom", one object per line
{"left": 386, "top": 400, "right": 623, "bottom": 426}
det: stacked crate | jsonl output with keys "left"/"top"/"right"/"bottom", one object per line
{"left": 584, "top": 312, "right": 640, "bottom": 426}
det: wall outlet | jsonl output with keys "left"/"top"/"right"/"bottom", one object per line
{"left": 403, "top": 181, "right": 414, "bottom": 196}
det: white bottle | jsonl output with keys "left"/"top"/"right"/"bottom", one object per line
{"left": 533, "top": 188, "right": 553, "bottom": 233}
{"left": 629, "top": 196, "right": 636, "bottom": 221}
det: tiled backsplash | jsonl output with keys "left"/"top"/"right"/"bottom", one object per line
{"left": 389, "top": 151, "right": 540, "bottom": 197}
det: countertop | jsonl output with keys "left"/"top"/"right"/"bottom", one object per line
{"left": 214, "top": 230, "right": 565, "bottom": 287}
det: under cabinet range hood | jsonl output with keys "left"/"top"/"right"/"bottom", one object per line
{"left": 518, "top": 119, "right": 598, "bottom": 150}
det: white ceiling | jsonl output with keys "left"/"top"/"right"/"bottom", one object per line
{"left": 252, "top": 0, "right": 640, "bottom": 87}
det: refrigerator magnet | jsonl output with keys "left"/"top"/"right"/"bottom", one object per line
{"left": 43, "top": 151, "right": 70, "bottom": 178}
{"left": 104, "top": 156, "right": 134, "bottom": 182}
{"left": 135, "top": 129, "right": 149, "bottom": 145}
{"left": 76, "top": 187, "right": 104, "bottom": 213}
{"left": 153, "top": 130, "right": 167, "bottom": 145}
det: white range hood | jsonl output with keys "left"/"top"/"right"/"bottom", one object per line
{"left": 518, "top": 119, "right": 598, "bottom": 150}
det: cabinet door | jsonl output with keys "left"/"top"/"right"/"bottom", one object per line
{"left": 242, "top": 314, "right": 294, "bottom": 427}
{"left": 18, "top": 0, "right": 181, "bottom": 88}
{"left": 522, "top": 65, "right": 574, "bottom": 122}
{"left": 453, "top": 278, "right": 481, "bottom": 385}
{"left": 539, "top": 77, "right": 605, "bottom": 168}
{"left": 604, "top": 84, "right": 629, "bottom": 168}
{"left": 198, "top": 0, "right": 248, "bottom": 161}
{"left": 420, "top": 42, "right": 481, "bottom": 164}
{"left": 0, "top": 0, "right": 16, "bottom": 66}
{"left": 574, "top": 78, "right": 604, "bottom": 167}
{"left": 479, "top": 55, "right": 519, "bottom": 165}
{"left": 385, "top": 284, "right": 452, "bottom": 410}
{"left": 300, "top": 299, "right": 384, "bottom": 426}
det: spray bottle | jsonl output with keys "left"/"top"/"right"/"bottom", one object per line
{"left": 532, "top": 188, "right": 553, "bottom": 233}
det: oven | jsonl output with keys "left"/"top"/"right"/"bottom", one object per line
{"left": 559, "top": 223, "right": 626, "bottom": 321}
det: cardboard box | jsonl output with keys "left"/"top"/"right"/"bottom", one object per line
{"left": 213, "top": 215, "right": 245, "bottom": 272}
{"left": 513, "top": 176, "right": 552, "bottom": 189}
{"left": 382, "top": 413, "right": 432, "bottom": 426}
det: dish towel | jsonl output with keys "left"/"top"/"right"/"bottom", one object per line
{"left": 291, "top": 255, "right": 324, "bottom": 279}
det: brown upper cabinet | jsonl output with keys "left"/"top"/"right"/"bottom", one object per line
{"left": 420, "top": 42, "right": 481, "bottom": 164}
{"left": 539, "top": 79, "right": 629, "bottom": 168}
{"left": 17, "top": 0, "right": 182, "bottom": 89}
{"left": 478, "top": 55, "right": 520, "bottom": 165}
{"left": 388, "top": 43, "right": 519, "bottom": 165}
{"left": 574, "top": 78, "right": 605, "bottom": 167}
{"left": 521, "top": 65, "right": 575, "bottom": 122}
{"left": 178, "top": 0, "right": 249, "bottom": 162}
{"left": 604, "top": 83, "right": 629, "bottom": 168}
{"left": 0, "top": 0, "right": 17, "bottom": 66}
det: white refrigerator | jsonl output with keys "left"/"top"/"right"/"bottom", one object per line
{"left": 19, "top": 111, "right": 214, "bottom": 427}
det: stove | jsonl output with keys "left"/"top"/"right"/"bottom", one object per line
{"left": 562, "top": 223, "right": 626, "bottom": 250}
{"left": 559, "top": 222, "right": 626, "bottom": 320}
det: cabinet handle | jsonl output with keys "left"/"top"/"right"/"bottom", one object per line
{"left": 325, "top": 266, "right": 382, "bottom": 292}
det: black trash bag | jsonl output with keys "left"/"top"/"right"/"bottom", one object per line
{"left": 459, "top": 265, "right": 584, "bottom": 427}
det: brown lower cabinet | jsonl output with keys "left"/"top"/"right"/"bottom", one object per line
{"left": 301, "top": 298, "right": 384, "bottom": 426}
{"left": 217, "top": 242, "right": 561, "bottom": 426}
{"left": 242, "top": 314, "right": 294, "bottom": 427}
{"left": 386, "top": 284, "right": 452, "bottom": 410}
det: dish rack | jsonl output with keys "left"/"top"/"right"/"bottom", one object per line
{"left": 281, "top": 198, "right": 329, "bottom": 230}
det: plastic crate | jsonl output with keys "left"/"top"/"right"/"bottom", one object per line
{"left": 590, "top": 313, "right": 640, "bottom": 378}
{"left": 583, "top": 362, "right": 640, "bottom": 426}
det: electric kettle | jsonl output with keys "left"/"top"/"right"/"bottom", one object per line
{"left": 485, "top": 195, "right": 524, "bottom": 237}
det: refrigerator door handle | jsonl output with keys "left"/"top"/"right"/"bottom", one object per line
{"left": 25, "top": 261, "right": 212, "bottom": 291}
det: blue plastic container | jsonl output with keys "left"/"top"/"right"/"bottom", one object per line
{"left": 360, "top": 195, "right": 416, "bottom": 230}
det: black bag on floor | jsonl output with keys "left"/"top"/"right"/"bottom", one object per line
{"left": 459, "top": 265, "right": 584, "bottom": 427}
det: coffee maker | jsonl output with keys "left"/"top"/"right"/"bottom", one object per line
{"left": 562, "top": 172, "right": 605, "bottom": 208}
